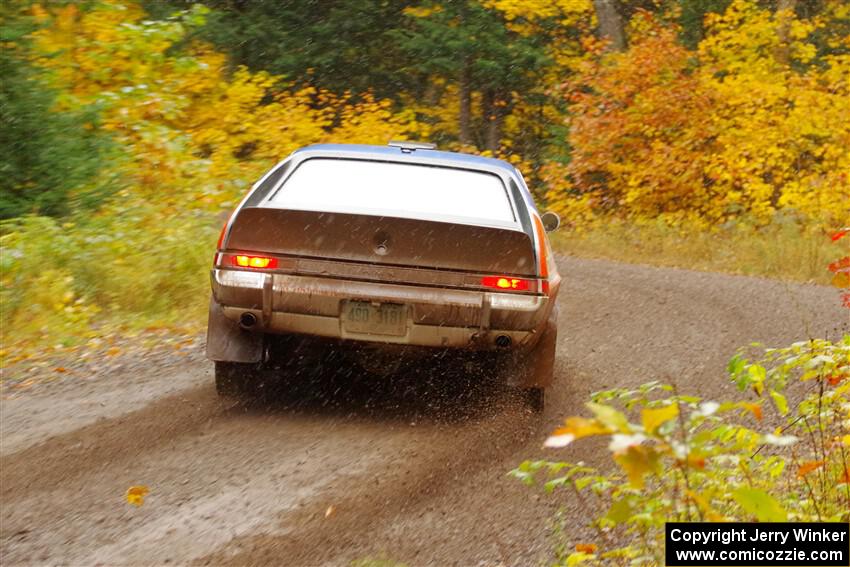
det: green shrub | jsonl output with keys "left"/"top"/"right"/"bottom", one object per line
{"left": 0, "top": 203, "right": 216, "bottom": 358}
{"left": 0, "top": 24, "right": 115, "bottom": 219}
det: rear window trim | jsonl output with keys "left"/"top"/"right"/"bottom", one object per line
{"left": 244, "top": 161, "right": 291, "bottom": 208}
{"left": 264, "top": 156, "right": 520, "bottom": 227}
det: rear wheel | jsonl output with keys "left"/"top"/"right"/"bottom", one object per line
{"left": 502, "top": 308, "right": 557, "bottom": 413}
{"left": 214, "top": 361, "right": 258, "bottom": 396}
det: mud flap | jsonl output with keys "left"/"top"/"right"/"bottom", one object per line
{"left": 508, "top": 307, "right": 558, "bottom": 389}
{"left": 205, "top": 297, "right": 263, "bottom": 363}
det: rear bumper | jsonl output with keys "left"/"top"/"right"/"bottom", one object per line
{"left": 210, "top": 268, "right": 551, "bottom": 350}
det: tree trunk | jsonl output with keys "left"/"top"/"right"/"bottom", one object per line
{"left": 458, "top": 60, "right": 472, "bottom": 145}
{"left": 483, "top": 91, "right": 504, "bottom": 153}
{"left": 593, "top": 0, "right": 625, "bottom": 52}
{"left": 775, "top": 0, "right": 797, "bottom": 66}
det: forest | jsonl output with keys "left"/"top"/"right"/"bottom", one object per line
{"left": 1, "top": 0, "right": 848, "bottom": 360}
{"left": 1, "top": 3, "right": 849, "bottom": 565}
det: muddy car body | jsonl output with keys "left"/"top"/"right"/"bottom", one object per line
{"left": 206, "top": 143, "right": 561, "bottom": 409}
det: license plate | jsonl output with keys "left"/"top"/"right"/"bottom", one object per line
{"left": 343, "top": 301, "right": 407, "bottom": 336}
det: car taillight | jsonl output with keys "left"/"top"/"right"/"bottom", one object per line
{"left": 232, "top": 255, "right": 278, "bottom": 269}
{"left": 481, "top": 276, "right": 531, "bottom": 291}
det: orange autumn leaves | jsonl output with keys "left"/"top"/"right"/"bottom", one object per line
{"left": 796, "top": 460, "right": 824, "bottom": 479}
{"left": 828, "top": 228, "right": 850, "bottom": 308}
{"left": 544, "top": 401, "right": 682, "bottom": 489}
{"left": 547, "top": 0, "right": 850, "bottom": 229}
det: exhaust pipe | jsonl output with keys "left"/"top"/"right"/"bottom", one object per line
{"left": 239, "top": 312, "right": 257, "bottom": 329}
{"left": 495, "top": 335, "right": 512, "bottom": 348}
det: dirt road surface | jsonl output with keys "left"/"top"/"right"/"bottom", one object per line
{"left": 2, "top": 257, "right": 847, "bottom": 566}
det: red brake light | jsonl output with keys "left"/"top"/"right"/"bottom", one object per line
{"left": 232, "top": 255, "right": 278, "bottom": 269}
{"left": 481, "top": 276, "right": 530, "bottom": 291}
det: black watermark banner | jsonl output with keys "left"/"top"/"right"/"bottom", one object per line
{"left": 665, "top": 522, "right": 849, "bottom": 566}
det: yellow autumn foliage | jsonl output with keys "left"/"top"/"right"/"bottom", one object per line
{"left": 29, "top": 0, "right": 424, "bottom": 212}
{"left": 2, "top": 1, "right": 425, "bottom": 356}
{"left": 3, "top": 0, "right": 849, "bottom": 360}
{"left": 548, "top": 0, "right": 850, "bottom": 229}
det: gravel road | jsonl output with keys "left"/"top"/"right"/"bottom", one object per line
{"left": 1, "top": 256, "right": 847, "bottom": 567}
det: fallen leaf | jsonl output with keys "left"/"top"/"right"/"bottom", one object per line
{"left": 575, "top": 543, "right": 598, "bottom": 554}
{"left": 126, "top": 485, "right": 149, "bottom": 507}
{"left": 54, "top": 367, "right": 67, "bottom": 373}
{"left": 325, "top": 505, "right": 335, "bottom": 518}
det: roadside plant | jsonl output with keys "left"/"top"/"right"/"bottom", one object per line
{"left": 828, "top": 227, "right": 850, "bottom": 309}
{"left": 513, "top": 337, "right": 850, "bottom": 565}
{"left": 515, "top": 228, "right": 850, "bottom": 566}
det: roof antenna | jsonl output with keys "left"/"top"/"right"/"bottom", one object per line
{"left": 388, "top": 140, "right": 437, "bottom": 153}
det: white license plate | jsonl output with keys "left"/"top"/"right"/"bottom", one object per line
{"left": 343, "top": 301, "right": 407, "bottom": 336}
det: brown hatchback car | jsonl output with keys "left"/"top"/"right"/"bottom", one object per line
{"left": 206, "top": 142, "right": 561, "bottom": 410}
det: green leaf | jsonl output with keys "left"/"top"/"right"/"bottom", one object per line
{"left": 606, "top": 498, "right": 634, "bottom": 524}
{"left": 727, "top": 354, "right": 746, "bottom": 376}
{"left": 748, "top": 364, "right": 766, "bottom": 395}
{"left": 767, "top": 457, "right": 786, "bottom": 478}
{"left": 586, "top": 403, "right": 631, "bottom": 433}
{"left": 732, "top": 487, "right": 787, "bottom": 521}
{"left": 544, "top": 476, "right": 569, "bottom": 493}
{"left": 769, "top": 391, "right": 788, "bottom": 415}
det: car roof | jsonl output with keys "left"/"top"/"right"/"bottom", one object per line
{"left": 291, "top": 143, "right": 523, "bottom": 179}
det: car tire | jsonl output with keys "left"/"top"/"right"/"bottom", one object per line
{"left": 214, "top": 361, "right": 257, "bottom": 397}
{"left": 522, "top": 387, "right": 545, "bottom": 413}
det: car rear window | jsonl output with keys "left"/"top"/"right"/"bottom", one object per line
{"left": 268, "top": 158, "right": 515, "bottom": 225}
